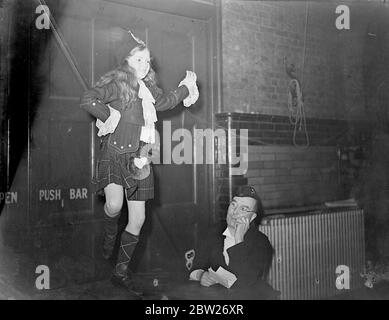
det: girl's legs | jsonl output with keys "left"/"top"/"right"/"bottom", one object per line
{"left": 102, "top": 183, "right": 124, "bottom": 259}
{"left": 114, "top": 196, "right": 146, "bottom": 284}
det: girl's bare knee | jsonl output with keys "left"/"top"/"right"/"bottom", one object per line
{"left": 104, "top": 184, "right": 124, "bottom": 216}
{"left": 105, "top": 201, "right": 122, "bottom": 216}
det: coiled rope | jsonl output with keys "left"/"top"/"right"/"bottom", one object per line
{"left": 287, "top": 78, "right": 309, "bottom": 147}
{"left": 286, "top": 1, "right": 310, "bottom": 148}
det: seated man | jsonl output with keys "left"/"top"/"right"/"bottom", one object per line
{"left": 188, "top": 186, "right": 278, "bottom": 299}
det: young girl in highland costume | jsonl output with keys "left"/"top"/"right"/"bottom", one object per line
{"left": 80, "top": 28, "right": 198, "bottom": 292}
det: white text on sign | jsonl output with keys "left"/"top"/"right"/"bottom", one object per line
{"left": 39, "top": 189, "right": 61, "bottom": 201}
{"left": 38, "top": 188, "right": 88, "bottom": 201}
{"left": 0, "top": 192, "right": 18, "bottom": 204}
{"left": 69, "top": 188, "right": 88, "bottom": 200}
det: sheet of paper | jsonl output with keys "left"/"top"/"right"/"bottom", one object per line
{"left": 208, "top": 267, "right": 237, "bottom": 288}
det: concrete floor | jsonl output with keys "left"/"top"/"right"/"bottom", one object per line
{"left": 16, "top": 276, "right": 389, "bottom": 300}
{"left": 2, "top": 240, "right": 389, "bottom": 300}
{"left": 33, "top": 278, "right": 146, "bottom": 300}
{"left": 2, "top": 272, "right": 389, "bottom": 300}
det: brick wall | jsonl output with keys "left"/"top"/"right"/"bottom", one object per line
{"left": 221, "top": 0, "right": 367, "bottom": 120}
{"left": 214, "top": 113, "right": 370, "bottom": 218}
{"left": 246, "top": 145, "right": 338, "bottom": 209}
{"left": 213, "top": 1, "right": 374, "bottom": 220}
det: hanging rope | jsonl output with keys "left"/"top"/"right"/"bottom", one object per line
{"left": 287, "top": 78, "right": 309, "bottom": 147}
{"left": 285, "top": 1, "right": 310, "bottom": 148}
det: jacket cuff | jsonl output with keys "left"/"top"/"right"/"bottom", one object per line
{"left": 95, "top": 105, "right": 121, "bottom": 137}
{"left": 80, "top": 97, "right": 110, "bottom": 122}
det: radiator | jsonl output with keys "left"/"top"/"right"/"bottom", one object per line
{"left": 259, "top": 209, "right": 365, "bottom": 300}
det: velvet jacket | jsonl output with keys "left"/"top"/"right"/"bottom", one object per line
{"left": 80, "top": 79, "right": 189, "bottom": 154}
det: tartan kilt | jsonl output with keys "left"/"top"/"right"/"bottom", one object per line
{"left": 93, "top": 141, "right": 154, "bottom": 201}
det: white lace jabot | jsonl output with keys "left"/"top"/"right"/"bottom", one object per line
{"left": 138, "top": 79, "right": 157, "bottom": 144}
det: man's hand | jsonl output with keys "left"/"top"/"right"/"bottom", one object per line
{"left": 200, "top": 271, "right": 218, "bottom": 287}
{"left": 189, "top": 269, "right": 204, "bottom": 281}
{"left": 234, "top": 217, "right": 250, "bottom": 244}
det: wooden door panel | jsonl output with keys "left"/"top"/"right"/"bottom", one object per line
{"left": 92, "top": 5, "right": 209, "bottom": 204}
{"left": 48, "top": 16, "right": 91, "bottom": 98}
{"left": 1, "top": 0, "right": 216, "bottom": 289}
{"left": 30, "top": 120, "right": 92, "bottom": 218}
{"left": 30, "top": 13, "right": 93, "bottom": 220}
{"left": 27, "top": 0, "right": 213, "bottom": 274}
{"left": 90, "top": 2, "right": 211, "bottom": 271}
{"left": 149, "top": 29, "right": 192, "bottom": 91}
{"left": 46, "top": 120, "right": 91, "bottom": 190}
{"left": 155, "top": 165, "right": 195, "bottom": 205}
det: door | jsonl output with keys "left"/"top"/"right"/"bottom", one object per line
{"left": 93, "top": 1, "right": 214, "bottom": 272}
{"left": 23, "top": 0, "right": 215, "bottom": 278}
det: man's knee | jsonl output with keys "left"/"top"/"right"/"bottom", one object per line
{"left": 104, "top": 201, "right": 122, "bottom": 217}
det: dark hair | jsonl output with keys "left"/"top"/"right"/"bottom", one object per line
{"left": 95, "top": 46, "right": 158, "bottom": 109}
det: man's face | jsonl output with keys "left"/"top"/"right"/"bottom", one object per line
{"left": 226, "top": 196, "right": 257, "bottom": 229}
